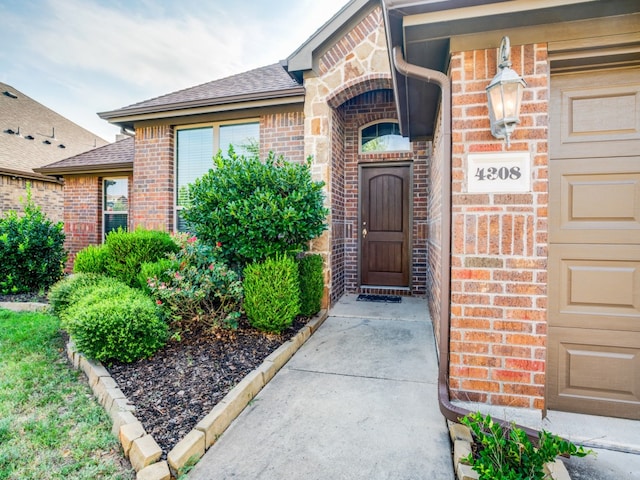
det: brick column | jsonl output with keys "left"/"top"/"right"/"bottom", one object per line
{"left": 132, "top": 126, "right": 174, "bottom": 232}
{"left": 448, "top": 44, "right": 549, "bottom": 409}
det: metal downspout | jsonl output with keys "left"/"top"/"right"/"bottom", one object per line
{"left": 392, "top": 46, "right": 540, "bottom": 438}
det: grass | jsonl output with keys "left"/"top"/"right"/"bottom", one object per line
{"left": 0, "top": 308, "right": 134, "bottom": 480}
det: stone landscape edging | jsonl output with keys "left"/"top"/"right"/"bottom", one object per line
{"left": 66, "top": 310, "right": 328, "bottom": 480}
{"left": 448, "top": 420, "right": 572, "bottom": 480}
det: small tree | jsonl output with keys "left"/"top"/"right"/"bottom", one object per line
{"left": 183, "top": 150, "right": 329, "bottom": 267}
{"left": 0, "top": 184, "right": 66, "bottom": 294}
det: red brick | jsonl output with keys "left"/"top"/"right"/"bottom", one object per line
{"left": 505, "top": 358, "right": 545, "bottom": 372}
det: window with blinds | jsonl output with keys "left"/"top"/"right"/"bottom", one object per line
{"left": 103, "top": 178, "right": 128, "bottom": 241}
{"left": 175, "top": 121, "right": 259, "bottom": 232}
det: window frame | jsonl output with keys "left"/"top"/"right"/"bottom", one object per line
{"left": 174, "top": 119, "right": 260, "bottom": 232}
{"left": 358, "top": 119, "right": 411, "bottom": 154}
{"left": 102, "top": 176, "right": 129, "bottom": 242}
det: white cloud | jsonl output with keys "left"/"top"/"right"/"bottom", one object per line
{"left": 1, "top": 0, "right": 350, "bottom": 141}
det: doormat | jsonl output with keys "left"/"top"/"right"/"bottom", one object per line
{"left": 356, "top": 294, "right": 402, "bottom": 303}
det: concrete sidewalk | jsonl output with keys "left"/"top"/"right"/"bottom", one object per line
{"left": 188, "top": 295, "right": 454, "bottom": 479}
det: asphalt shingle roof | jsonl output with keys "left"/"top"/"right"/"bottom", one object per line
{"left": 0, "top": 83, "right": 108, "bottom": 179}
{"left": 100, "top": 63, "right": 303, "bottom": 118}
{"left": 36, "top": 136, "right": 133, "bottom": 175}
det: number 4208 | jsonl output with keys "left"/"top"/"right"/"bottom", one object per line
{"left": 475, "top": 166, "right": 521, "bottom": 181}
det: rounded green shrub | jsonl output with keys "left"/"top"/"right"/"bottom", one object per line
{"left": 103, "top": 228, "right": 179, "bottom": 286}
{"left": 243, "top": 254, "right": 300, "bottom": 334}
{"left": 48, "top": 273, "right": 107, "bottom": 317}
{"left": 62, "top": 278, "right": 167, "bottom": 363}
{"left": 297, "top": 254, "right": 324, "bottom": 316}
{"left": 73, "top": 244, "right": 109, "bottom": 275}
{"left": 183, "top": 151, "right": 328, "bottom": 268}
{"left": 0, "top": 185, "right": 66, "bottom": 294}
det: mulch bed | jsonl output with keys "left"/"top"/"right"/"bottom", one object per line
{"left": 106, "top": 316, "right": 307, "bottom": 459}
{"left": 1, "top": 293, "right": 307, "bottom": 460}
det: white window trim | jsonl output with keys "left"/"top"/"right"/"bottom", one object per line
{"left": 358, "top": 119, "right": 411, "bottom": 154}
{"left": 174, "top": 119, "right": 260, "bottom": 232}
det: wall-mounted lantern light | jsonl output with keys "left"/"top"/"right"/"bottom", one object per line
{"left": 486, "top": 36, "right": 526, "bottom": 148}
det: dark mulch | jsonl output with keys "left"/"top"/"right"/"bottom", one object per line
{"left": 107, "top": 316, "right": 307, "bottom": 459}
{"left": 0, "top": 292, "right": 49, "bottom": 303}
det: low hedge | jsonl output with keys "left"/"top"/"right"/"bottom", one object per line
{"left": 60, "top": 276, "right": 167, "bottom": 363}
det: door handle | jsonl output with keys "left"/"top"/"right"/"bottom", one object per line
{"left": 362, "top": 228, "right": 368, "bottom": 238}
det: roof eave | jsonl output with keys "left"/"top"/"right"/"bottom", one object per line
{"left": 99, "top": 87, "right": 305, "bottom": 121}
{"left": 34, "top": 162, "right": 133, "bottom": 176}
{"left": 286, "top": 0, "right": 377, "bottom": 73}
{"left": 1, "top": 167, "right": 64, "bottom": 184}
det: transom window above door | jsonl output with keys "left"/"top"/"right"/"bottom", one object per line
{"left": 175, "top": 121, "right": 259, "bottom": 232}
{"left": 360, "top": 121, "right": 410, "bottom": 153}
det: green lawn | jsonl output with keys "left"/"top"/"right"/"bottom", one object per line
{"left": 0, "top": 309, "right": 134, "bottom": 480}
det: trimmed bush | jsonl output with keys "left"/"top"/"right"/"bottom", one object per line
{"left": 243, "top": 254, "right": 300, "bottom": 334}
{"left": 103, "top": 227, "right": 179, "bottom": 286}
{"left": 183, "top": 151, "right": 328, "bottom": 268}
{"left": 0, "top": 185, "right": 66, "bottom": 294}
{"left": 62, "top": 278, "right": 167, "bottom": 363}
{"left": 48, "top": 273, "right": 107, "bottom": 317}
{"left": 147, "top": 238, "right": 243, "bottom": 330}
{"left": 297, "top": 254, "right": 324, "bottom": 316}
{"left": 73, "top": 244, "right": 109, "bottom": 275}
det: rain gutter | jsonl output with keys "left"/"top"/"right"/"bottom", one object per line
{"left": 392, "top": 46, "right": 541, "bottom": 439}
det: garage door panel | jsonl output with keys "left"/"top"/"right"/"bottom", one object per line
{"left": 551, "top": 69, "right": 640, "bottom": 159}
{"left": 549, "top": 245, "right": 640, "bottom": 330}
{"left": 547, "top": 327, "right": 640, "bottom": 419}
{"left": 549, "top": 158, "right": 640, "bottom": 244}
{"left": 549, "top": 66, "right": 640, "bottom": 419}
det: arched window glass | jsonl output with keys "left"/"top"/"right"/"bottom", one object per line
{"left": 360, "top": 121, "right": 410, "bottom": 153}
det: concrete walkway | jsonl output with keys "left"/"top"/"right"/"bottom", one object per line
{"left": 188, "top": 294, "right": 454, "bottom": 479}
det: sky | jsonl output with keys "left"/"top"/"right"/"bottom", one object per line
{"left": 0, "top": 0, "right": 350, "bottom": 142}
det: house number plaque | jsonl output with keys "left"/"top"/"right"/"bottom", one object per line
{"left": 466, "top": 152, "right": 531, "bottom": 193}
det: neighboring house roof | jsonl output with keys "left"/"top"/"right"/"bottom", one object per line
{"left": 0, "top": 82, "right": 108, "bottom": 182}
{"left": 36, "top": 136, "right": 133, "bottom": 176}
{"left": 98, "top": 63, "right": 305, "bottom": 130}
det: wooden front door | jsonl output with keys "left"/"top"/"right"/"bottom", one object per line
{"left": 360, "top": 165, "right": 411, "bottom": 287}
{"left": 547, "top": 67, "right": 640, "bottom": 419}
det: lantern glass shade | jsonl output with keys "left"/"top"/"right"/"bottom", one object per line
{"left": 486, "top": 37, "right": 527, "bottom": 147}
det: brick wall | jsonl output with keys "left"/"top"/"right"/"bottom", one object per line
{"left": 0, "top": 175, "right": 63, "bottom": 223}
{"left": 63, "top": 175, "right": 102, "bottom": 270}
{"left": 448, "top": 44, "right": 549, "bottom": 409}
{"left": 329, "top": 107, "right": 346, "bottom": 303}
{"left": 132, "top": 125, "right": 175, "bottom": 231}
{"left": 260, "top": 112, "right": 305, "bottom": 163}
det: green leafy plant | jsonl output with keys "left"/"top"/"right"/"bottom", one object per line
{"left": 183, "top": 150, "right": 329, "bottom": 268}
{"left": 73, "top": 244, "right": 109, "bottom": 275}
{"left": 147, "top": 237, "right": 243, "bottom": 330}
{"left": 0, "top": 184, "right": 67, "bottom": 294}
{"left": 243, "top": 254, "right": 301, "bottom": 334}
{"left": 297, "top": 254, "right": 324, "bottom": 316}
{"left": 61, "top": 277, "right": 168, "bottom": 363}
{"left": 461, "top": 412, "right": 592, "bottom": 480}
{"left": 102, "top": 227, "right": 179, "bottom": 286}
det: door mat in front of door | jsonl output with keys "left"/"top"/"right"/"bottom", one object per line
{"left": 356, "top": 294, "right": 402, "bottom": 303}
